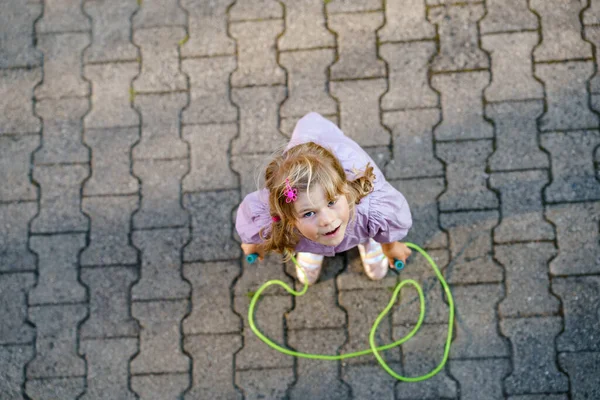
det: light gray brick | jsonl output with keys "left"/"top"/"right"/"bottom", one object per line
{"left": 554, "top": 276, "right": 600, "bottom": 352}
{"left": 0, "top": 274, "right": 35, "bottom": 344}
{"left": 29, "top": 234, "right": 86, "bottom": 305}
{"left": 0, "top": 203, "right": 37, "bottom": 272}
{"left": 132, "top": 159, "right": 188, "bottom": 229}
{"left": 27, "top": 304, "right": 87, "bottom": 378}
{"left": 432, "top": 72, "right": 493, "bottom": 140}
{"left": 501, "top": 317, "right": 569, "bottom": 394}
{"left": 487, "top": 101, "right": 548, "bottom": 171}
{"left": 490, "top": 170, "right": 554, "bottom": 242}
{"left": 344, "top": 363, "right": 399, "bottom": 400}
{"left": 584, "top": 0, "right": 600, "bottom": 25}
{"left": 0, "top": 0, "right": 42, "bottom": 68}
{"left": 281, "top": 114, "right": 338, "bottom": 138}
{"left": 132, "top": 0, "right": 185, "bottom": 29}
{"left": 35, "top": 0, "right": 89, "bottom": 33}
{"left": 558, "top": 351, "right": 600, "bottom": 400}
{"left": 80, "top": 267, "right": 139, "bottom": 338}
{"left": 379, "top": 0, "right": 435, "bottom": 42}
{"left": 180, "top": 0, "right": 235, "bottom": 57}
{"left": 85, "top": 62, "right": 139, "bottom": 129}
{"left": 182, "top": 56, "right": 237, "bottom": 125}
{"left": 133, "top": 27, "right": 187, "bottom": 92}
{"left": 0, "top": 68, "right": 41, "bottom": 134}
{"left": 449, "top": 359, "right": 510, "bottom": 400}
{"left": 80, "top": 338, "right": 138, "bottom": 400}
{"left": 34, "top": 98, "right": 89, "bottom": 164}
{"left": 585, "top": 25, "right": 600, "bottom": 94}
{"left": 330, "top": 79, "right": 389, "bottom": 146}
{"left": 0, "top": 345, "right": 33, "bottom": 399}
{"left": 508, "top": 396, "right": 568, "bottom": 400}
{"left": 26, "top": 377, "right": 85, "bottom": 400}
{"left": 546, "top": 202, "right": 600, "bottom": 275}
{"left": 233, "top": 253, "right": 293, "bottom": 297}
{"left": 278, "top": 0, "right": 335, "bottom": 50}
{"left": 326, "top": 0, "right": 381, "bottom": 13}
{"left": 381, "top": 41, "right": 438, "bottom": 110}
{"left": 231, "top": 154, "right": 268, "bottom": 199}
{"left": 131, "top": 228, "right": 190, "bottom": 300}
{"left": 31, "top": 164, "right": 89, "bottom": 233}
{"left": 235, "top": 369, "right": 294, "bottom": 400}
{"left": 35, "top": 33, "right": 90, "bottom": 99}
{"left": 363, "top": 145, "right": 390, "bottom": 171}
{"left": 229, "top": 0, "right": 283, "bottom": 20}
{"left": 131, "top": 374, "right": 189, "bottom": 400}
{"left": 328, "top": 12, "right": 385, "bottom": 80}
{"left": 531, "top": 0, "right": 592, "bottom": 62}
{"left": 0, "top": 135, "right": 38, "bottom": 202}
{"left": 83, "top": 0, "right": 138, "bottom": 63}
{"left": 428, "top": 4, "right": 488, "bottom": 72}
{"left": 480, "top": 0, "right": 538, "bottom": 34}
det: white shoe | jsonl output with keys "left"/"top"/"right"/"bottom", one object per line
{"left": 294, "top": 252, "right": 324, "bottom": 285}
{"left": 357, "top": 238, "right": 389, "bottom": 280}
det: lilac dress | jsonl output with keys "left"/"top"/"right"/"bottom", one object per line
{"left": 235, "top": 112, "right": 412, "bottom": 257}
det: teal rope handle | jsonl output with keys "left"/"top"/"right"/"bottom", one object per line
{"left": 247, "top": 242, "right": 455, "bottom": 381}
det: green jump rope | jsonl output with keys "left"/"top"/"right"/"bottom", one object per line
{"left": 247, "top": 242, "right": 455, "bottom": 382}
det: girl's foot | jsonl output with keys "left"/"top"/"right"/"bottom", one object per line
{"left": 357, "top": 238, "right": 389, "bottom": 280}
{"left": 295, "top": 252, "right": 324, "bottom": 285}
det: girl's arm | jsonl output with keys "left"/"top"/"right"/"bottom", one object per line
{"left": 235, "top": 188, "right": 271, "bottom": 245}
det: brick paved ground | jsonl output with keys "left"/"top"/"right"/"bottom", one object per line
{"left": 1, "top": 0, "right": 599, "bottom": 399}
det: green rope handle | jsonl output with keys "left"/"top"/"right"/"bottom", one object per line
{"left": 247, "top": 242, "right": 454, "bottom": 381}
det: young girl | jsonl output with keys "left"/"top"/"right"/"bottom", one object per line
{"left": 236, "top": 112, "right": 412, "bottom": 285}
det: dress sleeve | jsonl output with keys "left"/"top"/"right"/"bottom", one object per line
{"left": 235, "top": 188, "right": 272, "bottom": 244}
{"left": 368, "top": 182, "right": 412, "bottom": 243}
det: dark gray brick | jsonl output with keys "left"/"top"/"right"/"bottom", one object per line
{"left": 79, "top": 338, "right": 137, "bottom": 400}
{"left": 585, "top": 25, "right": 600, "bottom": 94}
{"left": 379, "top": 0, "right": 435, "bottom": 42}
{"left": 487, "top": 101, "right": 548, "bottom": 171}
{"left": 180, "top": 0, "right": 235, "bottom": 57}
{"left": 233, "top": 254, "right": 293, "bottom": 296}
{"left": 278, "top": 0, "right": 335, "bottom": 50}
{"left": 131, "top": 374, "right": 189, "bottom": 400}
{"left": 131, "top": 228, "right": 190, "bottom": 300}
{"left": 132, "top": 0, "right": 185, "bottom": 28}
{"left": 501, "top": 316, "right": 569, "bottom": 394}
{"left": 337, "top": 247, "right": 399, "bottom": 290}
{"left": 229, "top": 0, "right": 283, "bottom": 20}
{"left": 326, "top": 0, "right": 381, "bottom": 13}
{"left": 363, "top": 145, "right": 391, "bottom": 171}
{"left": 26, "top": 377, "right": 85, "bottom": 400}
{"left": 235, "top": 368, "right": 294, "bottom": 400}
{"left": 480, "top": 0, "right": 538, "bottom": 34}
{"left": 344, "top": 363, "right": 399, "bottom": 400}
{"left": 328, "top": 12, "right": 385, "bottom": 80}
{"left": 29, "top": 234, "right": 86, "bottom": 305}
{"left": 31, "top": 164, "right": 89, "bottom": 233}
{"left": 130, "top": 299, "right": 190, "bottom": 374}
{"left": 0, "top": 68, "right": 41, "bottom": 134}
{"left": 508, "top": 396, "right": 567, "bottom": 400}
{"left": 0, "top": 274, "right": 35, "bottom": 344}
{"left": 0, "top": 203, "right": 37, "bottom": 272}
{"left": 34, "top": 98, "right": 89, "bottom": 164}
{"left": 449, "top": 358, "right": 510, "bottom": 400}
{"left": 184, "top": 334, "right": 242, "bottom": 400}
{"left": 0, "top": 0, "right": 42, "bottom": 68}
{"left": 80, "top": 267, "right": 139, "bottom": 338}
{"left": 553, "top": 276, "right": 600, "bottom": 352}
{"left": 432, "top": 72, "right": 493, "bottom": 140}
{"left": 558, "top": 351, "right": 600, "bottom": 400}
{"left": 0, "top": 135, "right": 38, "bottom": 202}
{"left": 27, "top": 304, "right": 87, "bottom": 378}
{"left": 182, "top": 261, "right": 240, "bottom": 334}
{"left": 490, "top": 170, "right": 554, "bottom": 242}
{"left": 0, "top": 345, "right": 33, "bottom": 399}
{"left": 35, "top": 0, "right": 88, "bottom": 32}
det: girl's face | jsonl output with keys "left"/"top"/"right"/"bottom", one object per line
{"left": 293, "top": 183, "right": 350, "bottom": 246}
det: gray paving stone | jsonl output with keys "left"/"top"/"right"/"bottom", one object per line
{"left": 278, "top": 0, "right": 335, "bottom": 50}
{"left": 180, "top": 0, "right": 235, "bottom": 57}
{"left": 0, "top": 135, "right": 38, "bottom": 202}
{"left": 501, "top": 316, "right": 569, "bottom": 394}
{"left": 379, "top": 0, "right": 435, "bottom": 42}
{"left": 130, "top": 299, "right": 190, "bottom": 374}
{"left": 182, "top": 56, "right": 237, "bottom": 125}
{"left": 337, "top": 247, "right": 399, "bottom": 290}
{"left": 229, "top": 0, "right": 283, "bottom": 20}
{"left": 585, "top": 25, "right": 600, "bottom": 94}
{"left": 328, "top": 12, "right": 386, "bottom": 80}
{"left": 326, "top": 0, "right": 381, "bottom": 13}
{"left": 558, "top": 351, "right": 600, "bottom": 400}
{"left": 182, "top": 123, "right": 238, "bottom": 192}
{"left": 131, "top": 373, "right": 189, "bottom": 400}
{"left": 428, "top": 4, "right": 488, "bottom": 72}
{"left": 25, "top": 377, "right": 85, "bottom": 400}
{"left": 483, "top": 32, "right": 544, "bottom": 102}
{"left": 27, "top": 304, "right": 87, "bottom": 378}
{"left": 84, "top": 62, "right": 139, "bottom": 129}
{"left": 84, "top": 127, "right": 139, "bottom": 196}
{"left": 281, "top": 113, "right": 339, "bottom": 138}
{"left": 132, "top": 159, "right": 188, "bottom": 229}
{"left": 496, "top": 243, "right": 560, "bottom": 318}
{"left": 34, "top": 98, "right": 89, "bottom": 164}
{"left": 432, "top": 72, "right": 493, "bottom": 141}
{"left": 0, "top": 345, "right": 33, "bottom": 399}
{"left": 31, "top": 164, "right": 89, "bottom": 233}
{"left": 132, "top": 0, "right": 185, "bottom": 28}
{"left": 487, "top": 100, "right": 549, "bottom": 171}
{"left": 235, "top": 368, "right": 294, "bottom": 400}
{"left": 344, "top": 363, "right": 400, "bottom": 399}
{"left": 437, "top": 141, "right": 498, "bottom": 211}
{"left": 381, "top": 41, "right": 438, "bottom": 110}
{"left": 480, "top": 0, "right": 538, "bottom": 34}
{"left": 536, "top": 62, "right": 598, "bottom": 132}
{"left": 35, "top": 33, "right": 90, "bottom": 99}
{"left": 0, "top": 68, "right": 41, "bottom": 135}
{"left": 131, "top": 228, "right": 190, "bottom": 300}
{"left": 363, "top": 145, "right": 391, "bottom": 171}
{"left": 79, "top": 338, "right": 137, "bottom": 400}
{"left": 233, "top": 253, "right": 293, "bottom": 296}
{"left": 0, "top": 203, "right": 37, "bottom": 272}
{"left": 183, "top": 334, "right": 242, "bottom": 400}
{"left": 541, "top": 130, "right": 600, "bottom": 202}
{"left": 29, "top": 234, "right": 86, "bottom": 305}
{"left": 0, "top": 0, "right": 42, "bottom": 68}
{"left": 330, "top": 79, "right": 389, "bottom": 146}
{"left": 450, "top": 284, "right": 508, "bottom": 358}
{"left": 230, "top": 86, "right": 287, "bottom": 155}
{"left": 35, "top": 0, "right": 89, "bottom": 33}
{"left": 279, "top": 49, "right": 337, "bottom": 118}
{"left": 490, "top": 170, "right": 554, "bottom": 242}
{"left": 449, "top": 358, "right": 510, "bottom": 400}
{"left": 80, "top": 267, "right": 139, "bottom": 338}
{"left": 584, "top": 0, "right": 600, "bottom": 25}
{"left": 531, "top": 0, "right": 592, "bottom": 62}
{"left": 83, "top": 0, "right": 139, "bottom": 63}
{"left": 0, "top": 274, "right": 35, "bottom": 344}
{"left": 547, "top": 202, "right": 600, "bottom": 275}
{"left": 182, "top": 261, "right": 240, "bottom": 334}
{"left": 508, "top": 396, "right": 568, "bottom": 400}
{"left": 553, "top": 276, "right": 600, "bottom": 352}
{"left": 133, "top": 27, "right": 187, "bottom": 92}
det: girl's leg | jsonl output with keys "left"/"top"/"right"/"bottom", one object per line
{"left": 295, "top": 252, "right": 324, "bottom": 285}
{"left": 357, "top": 238, "right": 389, "bottom": 280}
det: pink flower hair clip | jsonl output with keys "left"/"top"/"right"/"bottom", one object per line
{"left": 284, "top": 178, "right": 297, "bottom": 203}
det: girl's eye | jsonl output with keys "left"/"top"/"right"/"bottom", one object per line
{"left": 328, "top": 199, "right": 337, "bottom": 207}
{"left": 303, "top": 211, "right": 314, "bottom": 218}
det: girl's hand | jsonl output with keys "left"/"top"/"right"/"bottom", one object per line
{"left": 381, "top": 242, "right": 412, "bottom": 268}
{"left": 241, "top": 243, "right": 265, "bottom": 262}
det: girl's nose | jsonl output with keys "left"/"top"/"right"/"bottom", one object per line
{"left": 319, "top": 209, "right": 335, "bottom": 226}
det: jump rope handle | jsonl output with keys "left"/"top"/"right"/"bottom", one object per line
{"left": 247, "top": 252, "right": 405, "bottom": 270}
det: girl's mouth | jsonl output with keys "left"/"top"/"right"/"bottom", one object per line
{"left": 324, "top": 225, "right": 340, "bottom": 236}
